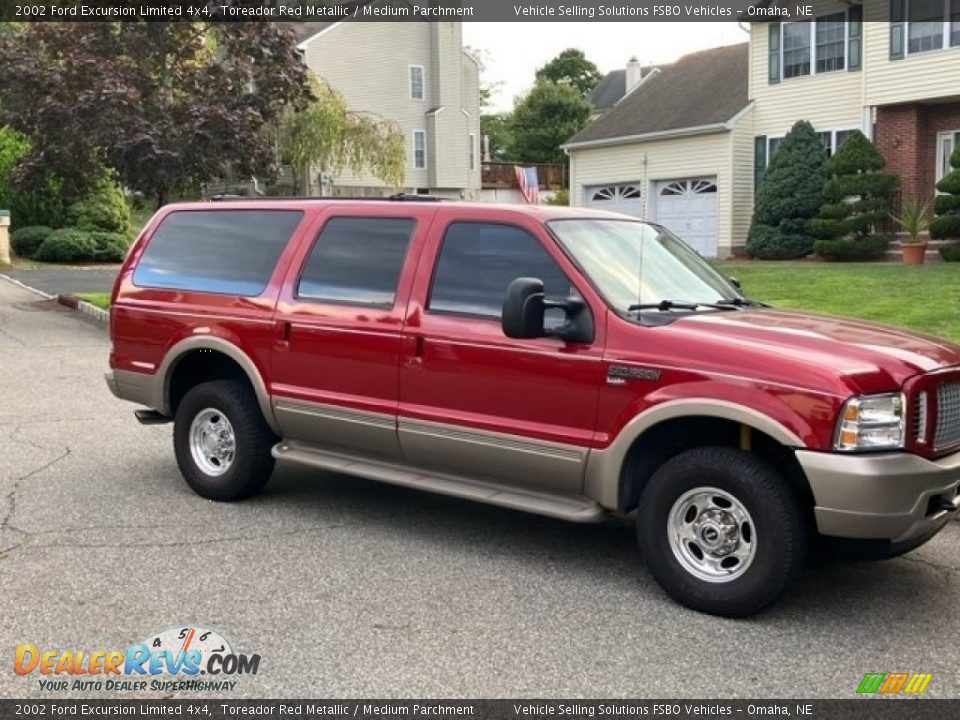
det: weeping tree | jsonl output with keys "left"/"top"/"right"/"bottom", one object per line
{"left": 811, "top": 131, "right": 898, "bottom": 261}
{"left": 277, "top": 78, "right": 405, "bottom": 195}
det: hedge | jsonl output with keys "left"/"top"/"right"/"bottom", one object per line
{"left": 33, "top": 228, "right": 130, "bottom": 263}
{"left": 10, "top": 225, "right": 53, "bottom": 258}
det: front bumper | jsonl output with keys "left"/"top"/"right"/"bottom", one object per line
{"left": 796, "top": 449, "right": 960, "bottom": 543}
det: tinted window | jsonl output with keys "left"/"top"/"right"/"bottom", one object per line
{"left": 297, "top": 217, "right": 414, "bottom": 306}
{"left": 133, "top": 210, "right": 302, "bottom": 296}
{"left": 429, "top": 222, "right": 572, "bottom": 318}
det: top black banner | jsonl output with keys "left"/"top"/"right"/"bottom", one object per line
{"left": 1, "top": 0, "right": 856, "bottom": 23}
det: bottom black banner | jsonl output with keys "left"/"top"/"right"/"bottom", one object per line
{"left": 0, "top": 700, "right": 956, "bottom": 720}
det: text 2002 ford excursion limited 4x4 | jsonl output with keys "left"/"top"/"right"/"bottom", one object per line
{"left": 106, "top": 198, "right": 960, "bottom": 616}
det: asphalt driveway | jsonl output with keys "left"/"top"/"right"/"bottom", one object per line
{"left": 1, "top": 265, "right": 119, "bottom": 296}
{"left": 1, "top": 276, "right": 958, "bottom": 700}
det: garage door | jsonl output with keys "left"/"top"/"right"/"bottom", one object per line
{"left": 655, "top": 178, "right": 718, "bottom": 257}
{"left": 585, "top": 183, "right": 642, "bottom": 217}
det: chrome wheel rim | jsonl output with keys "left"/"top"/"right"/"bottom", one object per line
{"left": 189, "top": 408, "right": 236, "bottom": 477}
{"left": 668, "top": 487, "right": 756, "bottom": 583}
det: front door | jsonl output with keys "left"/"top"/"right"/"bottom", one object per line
{"left": 397, "top": 215, "right": 605, "bottom": 495}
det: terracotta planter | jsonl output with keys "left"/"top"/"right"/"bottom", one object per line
{"left": 901, "top": 242, "right": 928, "bottom": 265}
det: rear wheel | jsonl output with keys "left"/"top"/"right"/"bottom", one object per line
{"left": 637, "top": 447, "right": 807, "bottom": 617}
{"left": 173, "top": 380, "right": 276, "bottom": 501}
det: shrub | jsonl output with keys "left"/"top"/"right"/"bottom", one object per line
{"left": 33, "top": 228, "right": 98, "bottom": 263}
{"left": 545, "top": 189, "right": 569, "bottom": 206}
{"left": 940, "top": 243, "right": 960, "bottom": 262}
{"left": 812, "top": 235, "right": 889, "bottom": 261}
{"left": 811, "top": 131, "right": 898, "bottom": 261}
{"left": 10, "top": 225, "right": 53, "bottom": 258}
{"left": 88, "top": 231, "right": 131, "bottom": 262}
{"left": 66, "top": 167, "right": 131, "bottom": 235}
{"left": 747, "top": 121, "right": 828, "bottom": 259}
{"left": 33, "top": 227, "right": 131, "bottom": 263}
{"left": 931, "top": 145, "right": 960, "bottom": 239}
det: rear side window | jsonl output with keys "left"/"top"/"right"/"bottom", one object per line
{"left": 297, "top": 217, "right": 415, "bottom": 306}
{"left": 428, "top": 222, "right": 572, "bottom": 318}
{"left": 133, "top": 210, "right": 303, "bottom": 296}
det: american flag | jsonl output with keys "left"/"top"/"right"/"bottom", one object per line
{"left": 513, "top": 165, "right": 541, "bottom": 204}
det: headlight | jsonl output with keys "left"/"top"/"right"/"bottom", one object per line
{"left": 835, "top": 393, "right": 905, "bottom": 451}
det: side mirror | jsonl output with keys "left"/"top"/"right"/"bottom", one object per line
{"left": 502, "top": 277, "right": 545, "bottom": 339}
{"left": 729, "top": 276, "right": 742, "bottom": 291}
{"left": 502, "top": 277, "right": 595, "bottom": 344}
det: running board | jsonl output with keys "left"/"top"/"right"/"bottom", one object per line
{"left": 272, "top": 442, "right": 606, "bottom": 523}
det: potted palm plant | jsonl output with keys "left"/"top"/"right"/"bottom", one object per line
{"left": 891, "top": 197, "right": 932, "bottom": 265}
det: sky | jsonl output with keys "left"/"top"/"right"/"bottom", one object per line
{"left": 462, "top": 22, "right": 749, "bottom": 113}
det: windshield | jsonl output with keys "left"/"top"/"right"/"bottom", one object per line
{"left": 548, "top": 219, "right": 740, "bottom": 313}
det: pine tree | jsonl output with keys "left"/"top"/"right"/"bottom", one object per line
{"left": 747, "top": 121, "right": 828, "bottom": 260}
{"left": 811, "top": 131, "right": 898, "bottom": 261}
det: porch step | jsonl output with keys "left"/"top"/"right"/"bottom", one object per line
{"left": 883, "top": 237, "right": 953, "bottom": 262}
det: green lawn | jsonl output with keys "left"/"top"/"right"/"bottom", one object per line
{"left": 714, "top": 261, "right": 960, "bottom": 342}
{"left": 75, "top": 292, "right": 110, "bottom": 311}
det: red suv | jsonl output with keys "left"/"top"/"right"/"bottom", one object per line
{"left": 107, "top": 198, "right": 960, "bottom": 616}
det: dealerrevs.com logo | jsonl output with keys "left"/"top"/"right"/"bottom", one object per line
{"left": 14, "top": 626, "right": 261, "bottom": 693}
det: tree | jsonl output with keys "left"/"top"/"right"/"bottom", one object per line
{"left": 0, "top": 22, "right": 312, "bottom": 208}
{"left": 277, "top": 77, "right": 405, "bottom": 195}
{"left": 931, "top": 144, "right": 960, "bottom": 240}
{"left": 0, "top": 125, "right": 65, "bottom": 228}
{"left": 508, "top": 81, "right": 591, "bottom": 164}
{"left": 535, "top": 49, "right": 603, "bottom": 98}
{"left": 481, "top": 113, "right": 514, "bottom": 161}
{"left": 747, "top": 121, "right": 829, "bottom": 260}
{"left": 810, "top": 131, "right": 898, "bottom": 261}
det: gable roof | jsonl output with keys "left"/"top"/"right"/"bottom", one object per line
{"left": 566, "top": 43, "right": 750, "bottom": 149}
{"left": 290, "top": 22, "right": 338, "bottom": 45}
{"left": 588, "top": 70, "right": 626, "bottom": 112}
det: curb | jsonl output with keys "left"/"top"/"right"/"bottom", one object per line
{"left": 0, "top": 272, "right": 55, "bottom": 300}
{"left": 57, "top": 293, "right": 110, "bottom": 324}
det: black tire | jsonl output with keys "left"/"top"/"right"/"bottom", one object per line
{"left": 637, "top": 447, "right": 808, "bottom": 617}
{"left": 173, "top": 380, "right": 276, "bottom": 501}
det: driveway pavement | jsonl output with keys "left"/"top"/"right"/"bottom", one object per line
{"left": 1, "top": 266, "right": 119, "bottom": 296}
{"left": 1, "top": 276, "right": 959, "bottom": 700}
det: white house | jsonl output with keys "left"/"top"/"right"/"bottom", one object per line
{"left": 293, "top": 19, "right": 482, "bottom": 198}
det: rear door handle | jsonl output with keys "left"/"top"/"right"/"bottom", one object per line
{"left": 275, "top": 320, "right": 292, "bottom": 350}
{"left": 403, "top": 334, "right": 425, "bottom": 363}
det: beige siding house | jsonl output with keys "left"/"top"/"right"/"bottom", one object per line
{"left": 567, "top": 1, "right": 960, "bottom": 258}
{"left": 295, "top": 19, "right": 481, "bottom": 197}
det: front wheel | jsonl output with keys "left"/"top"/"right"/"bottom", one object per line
{"left": 637, "top": 447, "right": 808, "bottom": 617}
{"left": 173, "top": 380, "right": 276, "bottom": 501}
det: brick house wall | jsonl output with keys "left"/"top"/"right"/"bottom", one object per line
{"left": 875, "top": 102, "right": 960, "bottom": 203}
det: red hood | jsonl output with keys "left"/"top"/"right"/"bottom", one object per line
{"left": 670, "top": 308, "right": 960, "bottom": 392}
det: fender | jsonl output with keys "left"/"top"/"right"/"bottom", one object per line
{"left": 157, "top": 335, "right": 280, "bottom": 434}
{"left": 583, "top": 398, "right": 808, "bottom": 510}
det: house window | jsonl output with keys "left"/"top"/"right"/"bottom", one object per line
{"left": 778, "top": 12, "right": 850, "bottom": 79}
{"left": 469, "top": 133, "right": 476, "bottom": 171}
{"left": 413, "top": 130, "right": 426, "bottom": 170}
{"left": 904, "top": 0, "right": 960, "bottom": 53}
{"left": 937, "top": 131, "right": 959, "bottom": 184}
{"left": 816, "top": 13, "right": 847, "bottom": 72}
{"left": 782, "top": 23, "right": 812, "bottom": 78}
{"left": 409, "top": 65, "right": 425, "bottom": 100}
{"left": 767, "top": 128, "right": 856, "bottom": 165}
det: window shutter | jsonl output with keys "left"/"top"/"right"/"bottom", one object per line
{"left": 754, "top": 136, "right": 767, "bottom": 196}
{"left": 768, "top": 23, "right": 781, "bottom": 83}
{"left": 890, "top": 0, "right": 905, "bottom": 60}
{"left": 848, "top": 6, "right": 863, "bottom": 70}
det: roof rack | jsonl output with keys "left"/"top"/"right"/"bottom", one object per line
{"left": 208, "top": 193, "right": 447, "bottom": 202}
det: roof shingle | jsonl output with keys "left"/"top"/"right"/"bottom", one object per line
{"left": 567, "top": 43, "right": 749, "bottom": 147}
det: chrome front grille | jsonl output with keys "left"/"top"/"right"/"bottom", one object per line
{"left": 934, "top": 381, "right": 960, "bottom": 451}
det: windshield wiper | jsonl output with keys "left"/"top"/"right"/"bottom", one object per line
{"left": 627, "top": 300, "right": 740, "bottom": 312}
{"left": 716, "top": 297, "right": 769, "bottom": 308}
